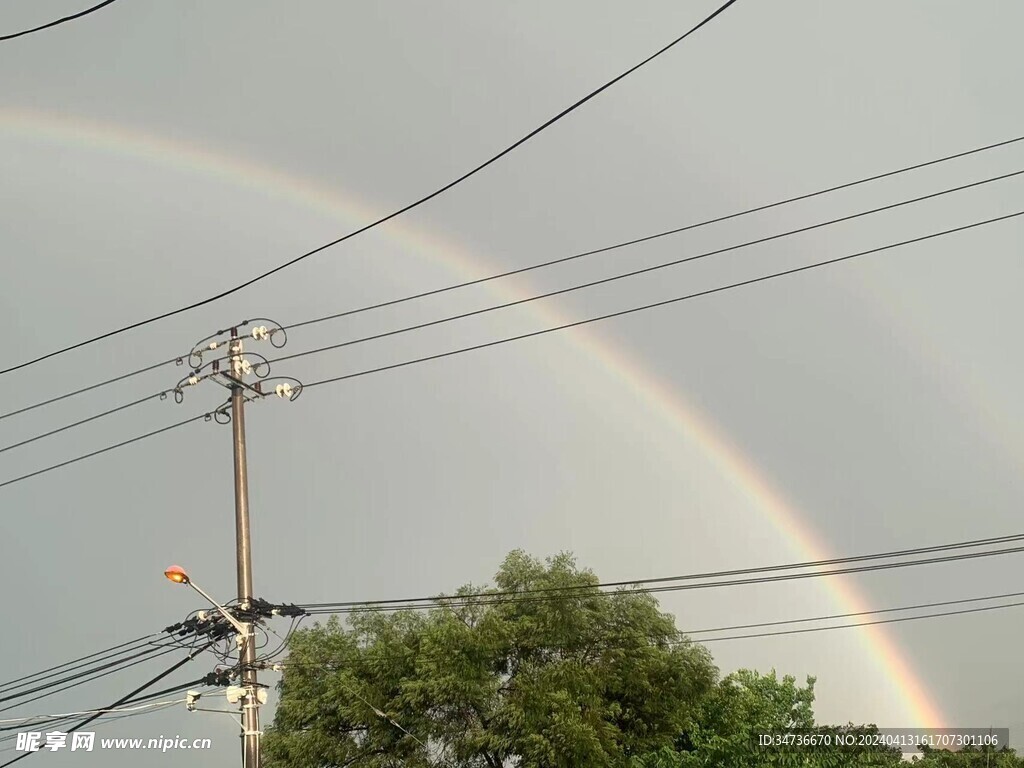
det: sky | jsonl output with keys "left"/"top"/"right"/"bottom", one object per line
{"left": 1, "top": 1, "right": 1024, "bottom": 765}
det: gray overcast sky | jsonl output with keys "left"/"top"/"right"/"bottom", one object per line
{"left": 2, "top": 1, "right": 1024, "bottom": 765}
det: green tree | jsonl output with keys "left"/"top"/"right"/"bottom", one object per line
{"left": 631, "top": 671, "right": 901, "bottom": 768}
{"left": 911, "top": 744, "right": 1024, "bottom": 767}
{"left": 265, "top": 551, "right": 718, "bottom": 767}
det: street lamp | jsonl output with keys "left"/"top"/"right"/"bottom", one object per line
{"left": 163, "top": 565, "right": 250, "bottom": 639}
{"left": 165, "top": 564, "right": 266, "bottom": 768}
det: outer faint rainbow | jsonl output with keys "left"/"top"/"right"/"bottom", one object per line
{"left": 0, "top": 107, "right": 946, "bottom": 727}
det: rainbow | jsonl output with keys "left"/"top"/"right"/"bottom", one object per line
{"left": 0, "top": 107, "right": 945, "bottom": 726}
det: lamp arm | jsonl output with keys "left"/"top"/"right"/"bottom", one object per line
{"left": 186, "top": 580, "right": 251, "bottom": 638}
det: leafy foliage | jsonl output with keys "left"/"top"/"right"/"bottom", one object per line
{"left": 265, "top": 551, "right": 716, "bottom": 767}
{"left": 264, "top": 550, "right": 1017, "bottom": 768}
{"left": 911, "top": 744, "right": 1024, "bottom": 767}
{"left": 630, "top": 671, "right": 901, "bottom": 768}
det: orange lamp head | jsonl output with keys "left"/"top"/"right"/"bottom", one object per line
{"left": 164, "top": 565, "right": 190, "bottom": 585}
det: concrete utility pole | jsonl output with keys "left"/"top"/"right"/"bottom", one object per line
{"left": 170, "top": 319, "right": 301, "bottom": 768}
{"left": 229, "top": 328, "right": 261, "bottom": 768}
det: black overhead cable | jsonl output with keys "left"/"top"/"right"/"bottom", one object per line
{"left": 301, "top": 208, "right": 1024, "bottom": 390}
{"left": 0, "top": 641, "right": 216, "bottom": 767}
{"left": 0, "top": 640, "right": 176, "bottom": 701}
{"left": 115, "top": 677, "right": 220, "bottom": 708}
{"left": 298, "top": 531, "right": 1024, "bottom": 609}
{"left": 697, "top": 599, "right": 1024, "bottom": 644}
{"left": 0, "top": 0, "right": 740, "bottom": 377}
{"left": 6, "top": 131, "right": 1022, "bottom": 424}
{"left": 270, "top": 169, "right": 1023, "bottom": 367}
{"left": 0, "top": 697, "right": 183, "bottom": 736}
{"left": 0, "top": 633, "right": 160, "bottom": 694}
{"left": 0, "top": 647, "right": 180, "bottom": 714}
{"left": 281, "top": 136, "right": 1024, "bottom": 333}
{"left": 0, "top": 413, "right": 210, "bottom": 492}
{"left": 0, "top": 698, "right": 190, "bottom": 749}
{"left": 2, "top": 210, "right": 1021, "bottom": 495}
{"left": 300, "top": 545, "right": 1024, "bottom": 616}
{"left": 10, "top": 164, "right": 1011, "bottom": 461}
{"left": 0, "top": 0, "right": 120, "bottom": 42}
{"left": 277, "top": 592, "right": 1024, "bottom": 669}
{"left": 685, "top": 588, "right": 1024, "bottom": 637}
{"left": 0, "top": 358, "right": 180, "bottom": 423}
{"left": 0, "top": 390, "right": 174, "bottom": 457}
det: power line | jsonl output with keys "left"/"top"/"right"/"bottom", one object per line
{"left": 0, "top": 697, "right": 188, "bottom": 727}
{"left": 0, "top": 0, "right": 739, "bottom": 378}
{"left": 8, "top": 132, "right": 1020, "bottom": 425}
{"left": 0, "top": 620, "right": 222, "bottom": 730}
{"left": 302, "top": 208, "right": 1024, "bottom": 390}
{"left": 0, "top": 357, "right": 180, "bottom": 424}
{"left": 685, "top": 589, "right": 1024, "bottom": 636}
{"left": 341, "top": 683, "right": 435, "bottom": 755}
{"left": 281, "top": 133, "right": 1024, "bottom": 333}
{"left": 0, "top": 646, "right": 176, "bottom": 706}
{"left": 0, "top": 699, "right": 188, "bottom": 751}
{"left": 277, "top": 592, "right": 1024, "bottom": 668}
{"left": 117, "top": 678, "right": 216, "bottom": 708}
{"left": 300, "top": 545, "right": 1024, "bottom": 616}
{"left": 298, "top": 531, "right": 1024, "bottom": 610}
{"left": 0, "top": 641, "right": 215, "bottom": 767}
{"left": 270, "top": 169, "right": 1023, "bottom": 368}
{"left": 1, "top": 168, "right": 1015, "bottom": 478}
{"left": 0, "top": 639, "right": 177, "bottom": 701}
{"left": 0, "top": 633, "right": 160, "bottom": 695}
{"left": 699, "top": 599, "right": 1024, "bottom": 644}
{"left": 0, "top": 389, "right": 174, "bottom": 457}
{"left": 0, "top": 412, "right": 209, "bottom": 492}
{"left": 2, "top": 210, "right": 1020, "bottom": 496}
{"left": 0, "top": 0, "right": 120, "bottom": 42}
{"left": 0, "top": 647, "right": 181, "bottom": 715}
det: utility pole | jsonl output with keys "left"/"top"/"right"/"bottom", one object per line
{"left": 173, "top": 319, "right": 301, "bottom": 768}
{"left": 229, "top": 328, "right": 260, "bottom": 768}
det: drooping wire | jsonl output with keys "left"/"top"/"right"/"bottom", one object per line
{"left": 298, "top": 531, "right": 1024, "bottom": 610}
{"left": 0, "top": 0, "right": 121, "bottom": 42}
{"left": 0, "top": 390, "right": 175, "bottom": 456}
{"left": 1, "top": 210, "right": 1021, "bottom": 495}
{"left": 697, "top": 599, "right": 1024, "bottom": 644}
{"left": 281, "top": 135, "right": 1024, "bottom": 333}
{"left": 2, "top": 169, "right": 1018, "bottom": 468}
{"left": 0, "top": 0, "right": 740, "bottom": 377}
{"left": 258, "top": 616, "right": 304, "bottom": 665}
{"left": 270, "top": 169, "right": 1023, "bottom": 368}
{"left": 0, "top": 633, "right": 161, "bottom": 694}
{"left": 7, "top": 131, "right": 1022, "bottom": 422}
{"left": 685, "top": 588, "right": 1024, "bottom": 637}
{"left": 0, "top": 412, "right": 212, "bottom": 492}
{"left": 299, "top": 545, "right": 1024, "bottom": 616}
{"left": 0, "top": 646, "right": 182, "bottom": 714}
{"left": 0, "top": 357, "right": 182, "bottom": 423}
{"left": 0, "top": 641, "right": 218, "bottom": 767}
{"left": 276, "top": 596, "right": 1024, "bottom": 669}
{"left": 0, "top": 700, "right": 186, "bottom": 750}
{"left": 0, "top": 639, "right": 183, "bottom": 703}
{"left": 0, "top": 697, "right": 189, "bottom": 729}
{"left": 301, "top": 209, "right": 1024, "bottom": 391}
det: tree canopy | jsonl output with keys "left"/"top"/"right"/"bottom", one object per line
{"left": 263, "top": 550, "right": 1016, "bottom": 768}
